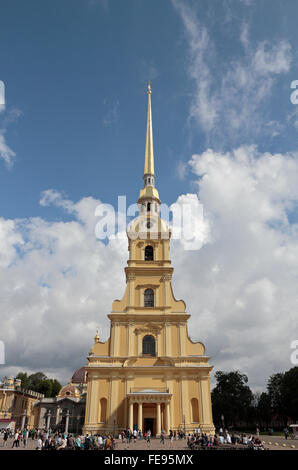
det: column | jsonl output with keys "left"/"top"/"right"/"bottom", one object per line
{"left": 108, "top": 376, "right": 119, "bottom": 426}
{"left": 156, "top": 403, "right": 161, "bottom": 437}
{"left": 112, "top": 322, "right": 120, "bottom": 356}
{"left": 164, "top": 277, "right": 170, "bottom": 306}
{"left": 56, "top": 406, "right": 60, "bottom": 425}
{"left": 65, "top": 410, "right": 70, "bottom": 434}
{"left": 178, "top": 322, "right": 186, "bottom": 356}
{"left": 180, "top": 377, "right": 190, "bottom": 427}
{"left": 156, "top": 332, "right": 160, "bottom": 357}
{"left": 137, "top": 332, "right": 142, "bottom": 356}
{"left": 46, "top": 410, "right": 51, "bottom": 430}
{"left": 127, "top": 274, "right": 135, "bottom": 309}
{"left": 165, "top": 402, "right": 170, "bottom": 434}
{"left": 128, "top": 401, "right": 133, "bottom": 430}
{"left": 165, "top": 322, "right": 172, "bottom": 356}
{"left": 137, "top": 402, "right": 142, "bottom": 431}
{"left": 21, "top": 410, "right": 26, "bottom": 429}
{"left": 89, "top": 378, "right": 99, "bottom": 424}
{"left": 127, "top": 323, "right": 134, "bottom": 356}
{"left": 199, "top": 375, "right": 213, "bottom": 426}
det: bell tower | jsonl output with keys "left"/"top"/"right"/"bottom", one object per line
{"left": 83, "top": 85, "right": 215, "bottom": 436}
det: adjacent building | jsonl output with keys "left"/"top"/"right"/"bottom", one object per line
{"left": 0, "top": 377, "right": 43, "bottom": 430}
{"left": 36, "top": 367, "right": 86, "bottom": 434}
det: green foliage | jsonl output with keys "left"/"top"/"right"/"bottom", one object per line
{"left": 211, "top": 367, "right": 298, "bottom": 428}
{"left": 15, "top": 371, "right": 61, "bottom": 398}
{"left": 211, "top": 370, "right": 254, "bottom": 426}
{"left": 256, "top": 392, "right": 271, "bottom": 426}
{"left": 267, "top": 372, "right": 285, "bottom": 416}
{"left": 281, "top": 367, "right": 298, "bottom": 421}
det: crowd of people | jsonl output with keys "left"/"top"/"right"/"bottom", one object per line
{"left": 0, "top": 428, "right": 116, "bottom": 450}
{"left": 0, "top": 426, "right": 279, "bottom": 451}
{"left": 118, "top": 428, "right": 186, "bottom": 446}
{"left": 187, "top": 430, "right": 265, "bottom": 450}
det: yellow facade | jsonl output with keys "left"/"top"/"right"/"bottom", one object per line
{"left": 0, "top": 378, "right": 43, "bottom": 429}
{"left": 83, "top": 85, "right": 214, "bottom": 436}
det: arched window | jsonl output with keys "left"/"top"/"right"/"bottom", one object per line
{"left": 99, "top": 398, "right": 107, "bottom": 423}
{"left": 147, "top": 202, "right": 151, "bottom": 212}
{"left": 191, "top": 398, "right": 199, "bottom": 423}
{"left": 145, "top": 245, "right": 154, "bottom": 261}
{"left": 142, "top": 335, "right": 156, "bottom": 356}
{"left": 144, "top": 288, "right": 154, "bottom": 307}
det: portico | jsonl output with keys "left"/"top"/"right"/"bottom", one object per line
{"left": 127, "top": 389, "right": 171, "bottom": 435}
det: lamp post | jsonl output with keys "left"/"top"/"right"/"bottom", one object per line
{"left": 21, "top": 409, "right": 26, "bottom": 430}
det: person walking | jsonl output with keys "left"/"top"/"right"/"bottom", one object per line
{"left": 23, "top": 429, "right": 28, "bottom": 447}
{"left": 12, "top": 431, "right": 19, "bottom": 448}
{"left": 3, "top": 430, "right": 8, "bottom": 447}
{"left": 146, "top": 429, "right": 151, "bottom": 446}
{"left": 170, "top": 432, "right": 175, "bottom": 448}
{"left": 36, "top": 437, "right": 43, "bottom": 450}
{"left": 284, "top": 427, "right": 289, "bottom": 440}
{"left": 105, "top": 435, "right": 112, "bottom": 450}
{"left": 74, "top": 435, "right": 81, "bottom": 451}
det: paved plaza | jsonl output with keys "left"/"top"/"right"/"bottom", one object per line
{"left": 0, "top": 435, "right": 297, "bottom": 451}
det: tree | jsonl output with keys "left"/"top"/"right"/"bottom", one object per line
{"left": 16, "top": 372, "right": 30, "bottom": 389}
{"left": 211, "top": 371, "right": 254, "bottom": 427}
{"left": 281, "top": 367, "right": 298, "bottom": 422}
{"left": 15, "top": 371, "right": 61, "bottom": 398}
{"left": 51, "top": 379, "right": 62, "bottom": 397}
{"left": 28, "top": 372, "right": 47, "bottom": 389}
{"left": 256, "top": 392, "right": 271, "bottom": 427}
{"left": 267, "top": 372, "right": 286, "bottom": 421}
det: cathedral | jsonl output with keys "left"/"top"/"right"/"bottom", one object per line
{"left": 83, "top": 85, "right": 214, "bottom": 436}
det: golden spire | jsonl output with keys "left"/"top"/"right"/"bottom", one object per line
{"left": 144, "top": 82, "right": 155, "bottom": 176}
{"left": 94, "top": 328, "right": 100, "bottom": 343}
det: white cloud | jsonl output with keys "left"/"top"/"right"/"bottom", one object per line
{"left": 0, "top": 83, "right": 20, "bottom": 168}
{"left": 1, "top": 154, "right": 298, "bottom": 390}
{"left": 253, "top": 40, "right": 291, "bottom": 75}
{"left": 170, "top": 146, "right": 298, "bottom": 388}
{"left": 102, "top": 99, "right": 120, "bottom": 127}
{"left": 0, "top": 193, "right": 127, "bottom": 382}
{"left": 176, "top": 160, "right": 188, "bottom": 180}
{"left": 0, "top": 132, "right": 16, "bottom": 168}
{"left": 171, "top": 1, "right": 292, "bottom": 145}
{"left": 88, "top": 0, "right": 109, "bottom": 9}
{"left": 138, "top": 59, "right": 159, "bottom": 83}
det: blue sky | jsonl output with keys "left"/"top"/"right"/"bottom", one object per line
{"left": 1, "top": 0, "right": 297, "bottom": 219}
{"left": 1, "top": 0, "right": 298, "bottom": 388}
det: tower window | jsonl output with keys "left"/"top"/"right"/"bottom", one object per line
{"left": 144, "top": 288, "right": 154, "bottom": 307}
{"left": 147, "top": 202, "right": 151, "bottom": 212}
{"left": 145, "top": 245, "right": 154, "bottom": 261}
{"left": 142, "top": 335, "right": 156, "bottom": 356}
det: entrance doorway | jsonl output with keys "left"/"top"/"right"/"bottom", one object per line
{"left": 144, "top": 418, "right": 155, "bottom": 435}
